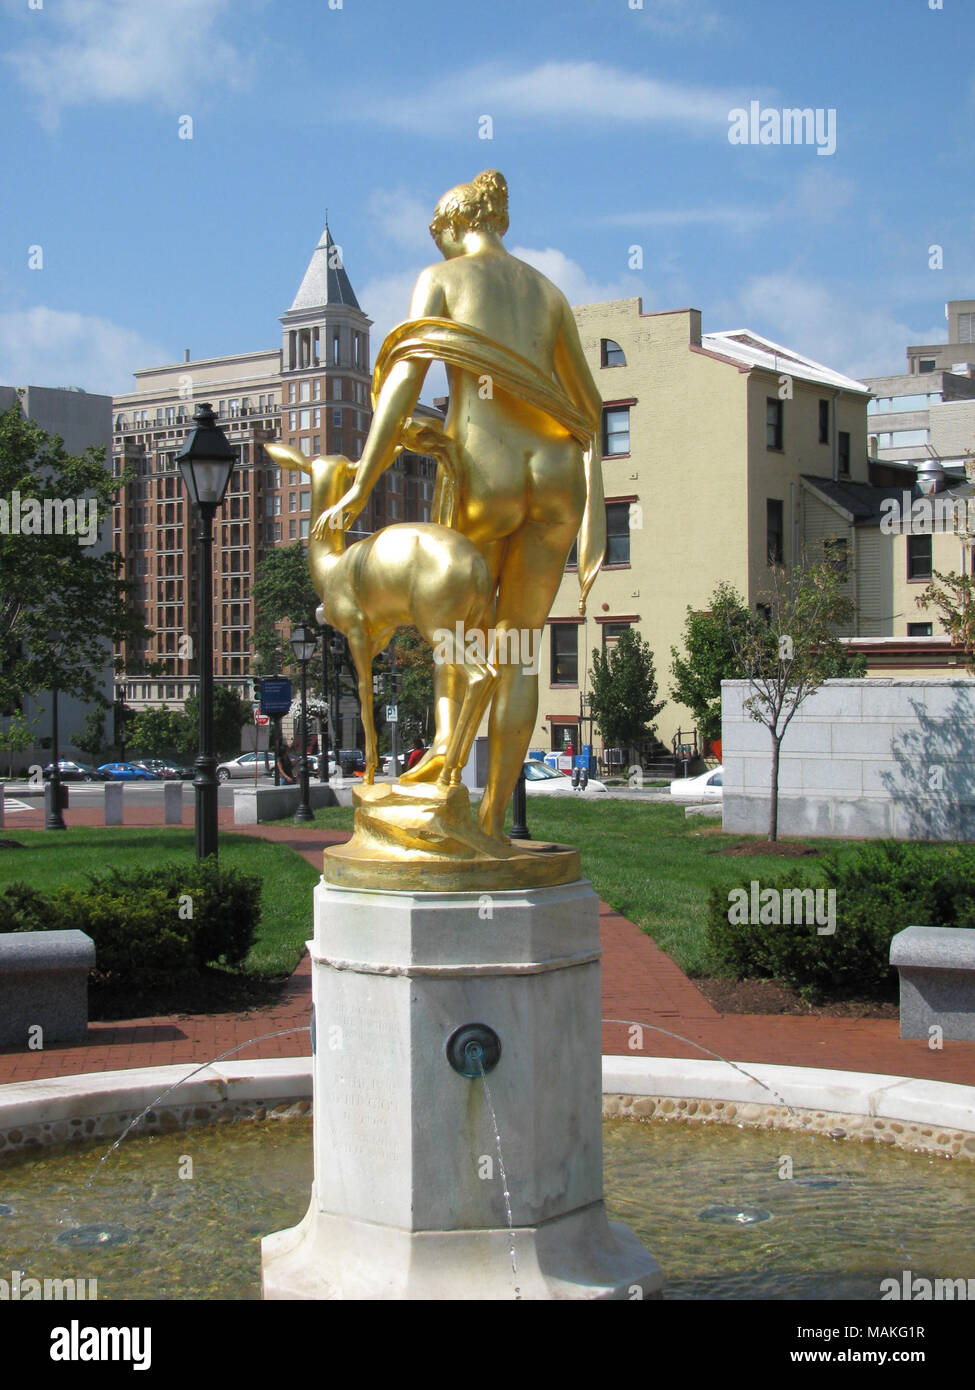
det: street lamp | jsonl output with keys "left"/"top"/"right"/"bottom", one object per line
{"left": 290, "top": 623, "right": 318, "bottom": 823}
{"left": 44, "top": 633, "right": 66, "bottom": 831}
{"left": 177, "top": 402, "right": 236, "bottom": 862}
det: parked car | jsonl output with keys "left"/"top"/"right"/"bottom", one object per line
{"left": 42, "top": 760, "right": 103, "bottom": 782}
{"left": 96, "top": 762, "right": 162, "bottom": 781}
{"left": 381, "top": 753, "right": 407, "bottom": 776}
{"left": 216, "top": 751, "right": 276, "bottom": 782}
{"left": 522, "top": 760, "right": 608, "bottom": 794}
{"left": 134, "top": 759, "right": 194, "bottom": 780}
{"left": 669, "top": 765, "right": 723, "bottom": 800}
{"left": 338, "top": 748, "right": 366, "bottom": 774}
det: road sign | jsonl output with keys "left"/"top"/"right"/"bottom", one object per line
{"left": 386, "top": 705, "right": 398, "bottom": 723}
{"left": 260, "top": 678, "right": 293, "bottom": 716}
{"left": 255, "top": 715, "right": 270, "bottom": 727}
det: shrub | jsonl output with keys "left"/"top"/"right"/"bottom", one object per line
{"left": 706, "top": 841, "right": 975, "bottom": 1001}
{"left": 4, "top": 857, "right": 262, "bottom": 988}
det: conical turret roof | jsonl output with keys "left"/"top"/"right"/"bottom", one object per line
{"left": 288, "top": 222, "right": 360, "bottom": 313}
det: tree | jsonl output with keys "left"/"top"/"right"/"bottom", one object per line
{"left": 916, "top": 570, "right": 975, "bottom": 667}
{"left": 72, "top": 709, "right": 106, "bottom": 760}
{"left": 126, "top": 705, "right": 192, "bottom": 760}
{"left": 588, "top": 628, "right": 664, "bottom": 760}
{"left": 183, "top": 687, "right": 252, "bottom": 761}
{"left": 251, "top": 543, "right": 320, "bottom": 675}
{"left": 0, "top": 711, "right": 36, "bottom": 777}
{"left": 0, "top": 399, "right": 151, "bottom": 710}
{"left": 670, "top": 582, "right": 751, "bottom": 744}
{"left": 394, "top": 627, "right": 435, "bottom": 743}
{"left": 728, "top": 558, "right": 861, "bottom": 842}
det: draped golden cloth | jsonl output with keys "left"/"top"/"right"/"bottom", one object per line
{"left": 373, "top": 317, "right": 606, "bottom": 614}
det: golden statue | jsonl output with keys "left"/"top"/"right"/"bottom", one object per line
{"left": 293, "top": 170, "right": 605, "bottom": 889}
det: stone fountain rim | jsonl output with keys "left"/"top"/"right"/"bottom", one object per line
{"left": 0, "top": 1056, "right": 973, "bottom": 1158}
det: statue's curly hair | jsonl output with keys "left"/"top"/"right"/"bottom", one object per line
{"left": 429, "top": 170, "right": 509, "bottom": 245}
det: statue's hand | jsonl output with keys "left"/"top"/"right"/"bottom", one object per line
{"left": 311, "top": 486, "right": 364, "bottom": 540}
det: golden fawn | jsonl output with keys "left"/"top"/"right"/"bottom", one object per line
{"left": 265, "top": 442, "right": 497, "bottom": 786}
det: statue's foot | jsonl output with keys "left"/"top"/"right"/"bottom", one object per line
{"left": 398, "top": 748, "right": 446, "bottom": 784}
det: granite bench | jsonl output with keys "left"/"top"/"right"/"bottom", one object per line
{"left": 0, "top": 930, "right": 95, "bottom": 1047}
{"left": 889, "top": 925, "right": 975, "bottom": 1042}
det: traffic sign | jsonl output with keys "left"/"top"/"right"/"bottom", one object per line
{"left": 386, "top": 705, "right": 398, "bottom": 723}
{"left": 255, "top": 715, "right": 270, "bottom": 727}
{"left": 260, "top": 678, "right": 293, "bottom": 716}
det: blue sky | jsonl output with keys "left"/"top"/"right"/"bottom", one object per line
{"left": 0, "top": 0, "right": 971, "bottom": 401}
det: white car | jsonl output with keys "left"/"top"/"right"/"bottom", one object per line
{"left": 669, "top": 765, "right": 723, "bottom": 799}
{"left": 523, "top": 760, "right": 607, "bottom": 794}
{"left": 217, "top": 751, "right": 275, "bottom": 782}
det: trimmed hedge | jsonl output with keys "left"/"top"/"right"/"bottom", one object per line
{"left": 706, "top": 841, "right": 975, "bottom": 1001}
{"left": 1, "top": 858, "right": 261, "bottom": 989}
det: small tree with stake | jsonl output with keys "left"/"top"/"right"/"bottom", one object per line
{"left": 588, "top": 628, "right": 664, "bottom": 768}
{"left": 728, "top": 557, "right": 860, "bottom": 842}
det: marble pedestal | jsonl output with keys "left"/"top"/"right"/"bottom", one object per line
{"left": 261, "top": 878, "right": 662, "bottom": 1300}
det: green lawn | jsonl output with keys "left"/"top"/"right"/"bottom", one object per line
{"left": 0, "top": 828, "right": 319, "bottom": 977}
{"left": 267, "top": 798, "right": 860, "bottom": 977}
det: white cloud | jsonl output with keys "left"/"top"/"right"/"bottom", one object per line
{"left": 510, "top": 246, "right": 645, "bottom": 308}
{"left": 637, "top": 0, "right": 723, "bottom": 36}
{"left": 368, "top": 61, "right": 738, "bottom": 135}
{"left": 0, "top": 307, "right": 170, "bottom": 395}
{"left": 785, "top": 166, "right": 856, "bottom": 224}
{"left": 5, "top": 0, "right": 254, "bottom": 126}
{"left": 365, "top": 187, "right": 437, "bottom": 257}
{"left": 727, "top": 273, "right": 944, "bottom": 380}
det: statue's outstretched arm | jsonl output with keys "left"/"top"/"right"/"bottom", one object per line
{"left": 312, "top": 268, "right": 444, "bottom": 538}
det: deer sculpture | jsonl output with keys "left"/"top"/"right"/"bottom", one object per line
{"left": 265, "top": 434, "right": 497, "bottom": 787}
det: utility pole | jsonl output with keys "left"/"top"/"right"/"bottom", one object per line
{"left": 389, "top": 636, "right": 398, "bottom": 774}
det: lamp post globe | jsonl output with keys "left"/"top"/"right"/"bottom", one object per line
{"left": 176, "top": 402, "right": 236, "bottom": 862}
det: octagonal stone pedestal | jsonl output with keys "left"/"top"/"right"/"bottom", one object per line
{"left": 261, "top": 878, "right": 662, "bottom": 1300}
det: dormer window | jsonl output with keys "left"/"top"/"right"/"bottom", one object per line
{"left": 601, "top": 339, "right": 626, "bottom": 368}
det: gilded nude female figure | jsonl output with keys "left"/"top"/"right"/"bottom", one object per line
{"left": 312, "top": 171, "right": 605, "bottom": 841}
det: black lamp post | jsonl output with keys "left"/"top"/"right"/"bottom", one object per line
{"left": 177, "top": 402, "right": 236, "bottom": 862}
{"left": 290, "top": 623, "right": 318, "bottom": 823}
{"left": 45, "top": 664, "right": 66, "bottom": 832}
{"left": 510, "top": 764, "right": 530, "bottom": 841}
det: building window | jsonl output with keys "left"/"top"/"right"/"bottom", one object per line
{"left": 332, "top": 408, "right": 342, "bottom": 427}
{"left": 907, "top": 622, "right": 933, "bottom": 636}
{"left": 299, "top": 381, "right": 311, "bottom": 403}
{"left": 289, "top": 411, "right": 297, "bottom": 430}
{"left": 289, "top": 493, "right": 297, "bottom": 512}
{"left": 838, "top": 431, "right": 850, "bottom": 475}
{"left": 602, "top": 406, "right": 630, "bottom": 456}
{"left": 274, "top": 522, "right": 281, "bottom": 541}
{"left": 602, "top": 621, "right": 631, "bottom": 647}
{"left": 289, "top": 520, "right": 296, "bottom": 539}
{"left": 824, "top": 536, "right": 848, "bottom": 578}
{"left": 907, "top": 532, "right": 932, "bottom": 580}
{"left": 300, "top": 489, "right": 311, "bottom": 511}
{"left": 300, "top": 409, "right": 311, "bottom": 429}
{"left": 766, "top": 498, "right": 784, "bottom": 564}
{"left": 288, "top": 384, "right": 296, "bottom": 403}
{"left": 313, "top": 379, "right": 321, "bottom": 400}
{"left": 601, "top": 339, "right": 626, "bottom": 368}
{"left": 300, "top": 437, "right": 311, "bottom": 456}
{"left": 766, "top": 398, "right": 784, "bottom": 450}
{"left": 565, "top": 540, "right": 578, "bottom": 570}
{"left": 332, "top": 331, "right": 340, "bottom": 366}
{"left": 605, "top": 502, "right": 631, "bottom": 565}
{"left": 550, "top": 624, "right": 578, "bottom": 685}
{"left": 550, "top": 722, "right": 577, "bottom": 753}
{"left": 300, "top": 518, "right": 309, "bottom": 539}
{"left": 819, "top": 399, "right": 829, "bottom": 444}
{"left": 918, "top": 359, "right": 937, "bottom": 374}
{"left": 333, "top": 377, "right": 342, "bottom": 400}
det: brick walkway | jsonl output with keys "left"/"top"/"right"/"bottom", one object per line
{"left": 3, "top": 799, "right": 975, "bottom": 1088}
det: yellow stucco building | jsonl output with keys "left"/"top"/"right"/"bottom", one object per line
{"left": 533, "top": 296, "right": 872, "bottom": 760}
